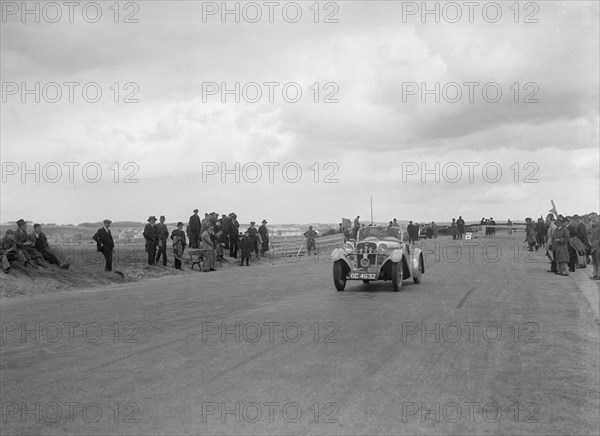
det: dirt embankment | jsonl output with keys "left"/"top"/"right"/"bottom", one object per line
{"left": 0, "top": 262, "right": 194, "bottom": 298}
{"left": 0, "top": 234, "right": 344, "bottom": 298}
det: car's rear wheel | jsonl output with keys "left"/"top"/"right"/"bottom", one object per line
{"left": 333, "top": 260, "right": 347, "bottom": 291}
{"left": 392, "top": 261, "right": 403, "bottom": 292}
{"left": 413, "top": 255, "right": 423, "bottom": 284}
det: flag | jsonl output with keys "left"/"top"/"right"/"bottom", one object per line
{"left": 342, "top": 218, "right": 352, "bottom": 230}
{"left": 549, "top": 200, "right": 558, "bottom": 216}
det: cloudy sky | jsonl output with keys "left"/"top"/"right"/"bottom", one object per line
{"left": 1, "top": 1, "right": 598, "bottom": 225}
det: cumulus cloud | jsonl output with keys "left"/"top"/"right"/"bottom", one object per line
{"left": 1, "top": 1, "right": 598, "bottom": 224}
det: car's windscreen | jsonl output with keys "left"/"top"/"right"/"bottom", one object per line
{"left": 358, "top": 226, "right": 402, "bottom": 240}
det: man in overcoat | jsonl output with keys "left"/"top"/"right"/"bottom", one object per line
{"left": 552, "top": 216, "right": 571, "bottom": 276}
{"left": 155, "top": 215, "right": 169, "bottom": 266}
{"left": 92, "top": 219, "right": 115, "bottom": 272}
{"left": 143, "top": 216, "right": 158, "bottom": 265}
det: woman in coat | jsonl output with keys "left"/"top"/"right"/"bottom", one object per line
{"left": 450, "top": 219, "right": 457, "bottom": 240}
{"left": 525, "top": 218, "right": 537, "bottom": 251}
{"left": 201, "top": 225, "right": 216, "bottom": 272}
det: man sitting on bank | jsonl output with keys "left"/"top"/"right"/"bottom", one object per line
{"left": 30, "top": 224, "right": 70, "bottom": 269}
{"left": 14, "top": 219, "right": 46, "bottom": 268}
{"left": 1, "top": 230, "right": 28, "bottom": 273}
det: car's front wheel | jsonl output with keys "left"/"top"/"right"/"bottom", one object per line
{"left": 392, "top": 261, "right": 403, "bottom": 292}
{"left": 333, "top": 260, "right": 348, "bottom": 292}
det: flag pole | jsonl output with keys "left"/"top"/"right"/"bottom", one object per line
{"left": 370, "top": 196, "right": 373, "bottom": 225}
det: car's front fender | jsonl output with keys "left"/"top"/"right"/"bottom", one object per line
{"left": 410, "top": 247, "right": 423, "bottom": 275}
{"left": 330, "top": 249, "right": 353, "bottom": 269}
{"left": 389, "top": 249, "right": 403, "bottom": 263}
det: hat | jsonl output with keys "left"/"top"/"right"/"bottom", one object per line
{"left": 177, "top": 222, "right": 183, "bottom": 226}
{"left": 556, "top": 215, "right": 564, "bottom": 221}
{"left": 193, "top": 209, "right": 199, "bottom": 213}
{"left": 262, "top": 220, "right": 267, "bottom": 224}
{"left": 5, "top": 229, "right": 14, "bottom": 235}
{"left": 250, "top": 221, "right": 256, "bottom": 224}
{"left": 573, "top": 214, "right": 581, "bottom": 219}
{"left": 103, "top": 219, "right": 112, "bottom": 224}
{"left": 148, "top": 216, "right": 157, "bottom": 222}
{"left": 160, "top": 215, "right": 165, "bottom": 220}
{"left": 16, "top": 219, "right": 26, "bottom": 227}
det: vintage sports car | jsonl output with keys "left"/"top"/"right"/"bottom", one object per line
{"left": 330, "top": 225, "right": 424, "bottom": 292}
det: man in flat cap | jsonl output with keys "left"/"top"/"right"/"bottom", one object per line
{"left": 188, "top": 209, "right": 201, "bottom": 249}
{"left": 304, "top": 225, "right": 318, "bottom": 256}
{"left": 407, "top": 221, "right": 418, "bottom": 244}
{"left": 228, "top": 213, "right": 239, "bottom": 258}
{"left": 574, "top": 214, "right": 590, "bottom": 265}
{"left": 552, "top": 215, "right": 570, "bottom": 276}
{"left": 93, "top": 219, "right": 115, "bottom": 272}
{"left": 1, "top": 230, "right": 28, "bottom": 273}
{"left": 220, "top": 214, "right": 231, "bottom": 250}
{"left": 143, "top": 216, "right": 158, "bottom": 265}
{"left": 170, "top": 222, "right": 187, "bottom": 270}
{"left": 155, "top": 215, "right": 169, "bottom": 266}
{"left": 247, "top": 221, "right": 259, "bottom": 259}
{"left": 14, "top": 219, "right": 46, "bottom": 267}
{"left": 258, "top": 219, "right": 269, "bottom": 256}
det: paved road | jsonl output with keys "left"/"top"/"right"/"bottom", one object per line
{"left": 1, "top": 235, "right": 598, "bottom": 435}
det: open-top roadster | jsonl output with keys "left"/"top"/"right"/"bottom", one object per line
{"left": 330, "top": 226, "right": 424, "bottom": 292}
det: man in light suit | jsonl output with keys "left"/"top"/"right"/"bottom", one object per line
{"left": 92, "top": 219, "right": 115, "bottom": 272}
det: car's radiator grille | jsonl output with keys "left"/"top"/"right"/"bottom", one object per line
{"left": 356, "top": 242, "right": 377, "bottom": 253}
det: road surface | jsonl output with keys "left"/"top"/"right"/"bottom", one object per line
{"left": 1, "top": 235, "right": 598, "bottom": 435}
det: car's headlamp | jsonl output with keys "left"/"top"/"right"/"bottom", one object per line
{"left": 378, "top": 244, "right": 389, "bottom": 255}
{"left": 343, "top": 242, "right": 354, "bottom": 254}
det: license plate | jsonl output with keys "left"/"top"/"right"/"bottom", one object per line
{"left": 349, "top": 272, "right": 377, "bottom": 280}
